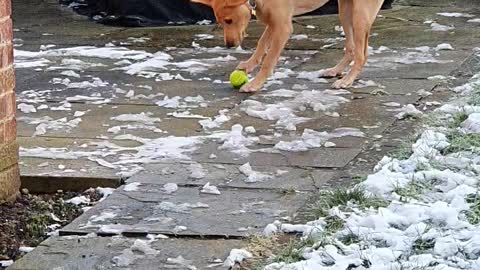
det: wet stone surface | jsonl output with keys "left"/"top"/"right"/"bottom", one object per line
{"left": 9, "top": 0, "right": 480, "bottom": 268}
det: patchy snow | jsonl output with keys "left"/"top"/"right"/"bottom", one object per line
{"left": 218, "top": 124, "right": 259, "bottom": 156}
{"left": 461, "top": 113, "right": 480, "bottom": 134}
{"left": 274, "top": 128, "right": 364, "bottom": 152}
{"left": 110, "top": 112, "right": 161, "bottom": 125}
{"left": 163, "top": 183, "right": 178, "bottom": 194}
{"left": 437, "top": 12, "right": 474, "bottom": 18}
{"left": 156, "top": 201, "right": 209, "bottom": 213}
{"left": 18, "top": 103, "right": 37, "bottom": 113}
{"left": 395, "top": 104, "right": 424, "bottom": 119}
{"left": 239, "top": 163, "right": 273, "bottom": 183}
{"left": 435, "top": 43, "right": 454, "bottom": 51}
{"left": 241, "top": 90, "right": 349, "bottom": 130}
{"left": 123, "top": 182, "right": 142, "bottom": 192}
{"left": 188, "top": 163, "right": 207, "bottom": 179}
{"left": 430, "top": 22, "right": 455, "bottom": 31}
{"left": 256, "top": 48, "right": 480, "bottom": 270}
{"left": 112, "top": 239, "right": 159, "bottom": 267}
{"left": 224, "top": 249, "right": 253, "bottom": 267}
{"left": 200, "top": 182, "right": 221, "bottom": 195}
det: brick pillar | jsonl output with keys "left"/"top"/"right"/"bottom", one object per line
{"left": 0, "top": 0, "right": 20, "bottom": 202}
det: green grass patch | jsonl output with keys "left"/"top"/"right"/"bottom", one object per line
{"left": 339, "top": 232, "right": 361, "bottom": 246}
{"left": 304, "top": 187, "right": 388, "bottom": 220}
{"left": 443, "top": 132, "right": 480, "bottom": 154}
{"left": 463, "top": 193, "right": 480, "bottom": 225}
{"left": 468, "top": 87, "right": 480, "bottom": 106}
{"left": 272, "top": 238, "right": 316, "bottom": 264}
{"left": 389, "top": 135, "right": 418, "bottom": 160}
{"left": 323, "top": 215, "right": 345, "bottom": 234}
{"left": 448, "top": 113, "right": 468, "bottom": 129}
{"left": 393, "top": 180, "right": 432, "bottom": 201}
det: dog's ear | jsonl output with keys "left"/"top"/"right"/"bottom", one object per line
{"left": 191, "top": 0, "right": 213, "bottom": 7}
{"left": 224, "top": 0, "right": 248, "bottom": 7}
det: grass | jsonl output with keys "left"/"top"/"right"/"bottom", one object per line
{"left": 393, "top": 180, "right": 432, "bottom": 201}
{"left": 448, "top": 113, "right": 468, "bottom": 129}
{"left": 389, "top": 135, "right": 418, "bottom": 160}
{"left": 339, "top": 231, "right": 361, "bottom": 245}
{"left": 323, "top": 215, "right": 345, "bottom": 234}
{"left": 443, "top": 132, "right": 480, "bottom": 154}
{"left": 304, "top": 186, "right": 388, "bottom": 220}
{"left": 468, "top": 87, "right": 480, "bottom": 106}
{"left": 463, "top": 193, "right": 480, "bottom": 225}
{"left": 271, "top": 238, "right": 316, "bottom": 264}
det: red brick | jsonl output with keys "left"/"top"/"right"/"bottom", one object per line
{"left": 0, "top": 66, "right": 14, "bottom": 92}
{"left": 0, "top": 18, "right": 12, "bottom": 43}
{"left": 5, "top": 91, "right": 14, "bottom": 118}
{"left": 0, "top": 94, "right": 5, "bottom": 120}
{"left": 0, "top": 0, "right": 12, "bottom": 18}
{"left": 0, "top": 122, "right": 4, "bottom": 144}
{"left": 0, "top": 43, "right": 12, "bottom": 68}
{"left": 3, "top": 117, "right": 15, "bottom": 142}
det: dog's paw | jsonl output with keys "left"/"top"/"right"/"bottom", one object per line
{"left": 239, "top": 82, "right": 261, "bottom": 93}
{"left": 332, "top": 78, "right": 354, "bottom": 89}
{"left": 321, "top": 68, "right": 342, "bottom": 78}
{"left": 236, "top": 61, "right": 257, "bottom": 74}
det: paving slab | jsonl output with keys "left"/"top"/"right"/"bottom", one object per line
{"left": 60, "top": 185, "right": 307, "bottom": 237}
{"left": 9, "top": 236, "right": 243, "bottom": 270}
{"left": 129, "top": 163, "right": 337, "bottom": 191}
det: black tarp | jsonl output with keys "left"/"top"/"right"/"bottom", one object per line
{"left": 61, "top": 0, "right": 394, "bottom": 27}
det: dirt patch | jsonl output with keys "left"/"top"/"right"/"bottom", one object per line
{"left": 0, "top": 188, "right": 105, "bottom": 268}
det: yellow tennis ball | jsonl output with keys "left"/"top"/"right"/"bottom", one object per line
{"left": 229, "top": 70, "right": 249, "bottom": 89}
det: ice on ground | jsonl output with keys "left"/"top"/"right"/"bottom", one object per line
{"left": 435, "top": 43, "right": 454, "bottom": 51}
{"left": 256, "top": 49, "right": 480, "bottom": 270}
{"left": 461, "top": 113, "right": 480, "bottom": 134}
{"left": 156, "top": 201, "right": 209, "bottom": 213}
{"left": 163, "top": 183, "right": 178, "bottom": 194}
{"left": 66, "top": 195, "right": 90, "bottom": 205}
{"left": 239, "top": 163, "right": 273, "bottom": 183}
{"left": 18, "top": 116, "right": 82, "bottom": 136}
{"left": 241, "top": 90, "right": 349, "bottom": 130}
{"left": 437, "top": 12, "right": 474, "bottom": 18}
{"left": 188, "top": 163, "right": 207, "bottom": 179}
{"left": 430, "top": 22, "right": 455, "bottom": 31}
{"left": 199, "top": 110, "right": 230, "bottom": 129}
{"left": 112, "top": 239, "right": 159, "bottom": 267}
{"left": 166, "top": 256, "right": 197, "bottom": 269}
{"left": 218, "top": 124, "right": 258, "bottom": 156}
{"left": 296, "top": 70, "right": 329, "bottom": 83}
{"left": 274, "top": 128, "right": 364, "bottom": 152}
{"left": 224, "top": 249, "right": 253, "bottom": 267}
{"left": 123, "top": 182, "right": 141, "bottom": 192}
{"left": 291, "top": 34, "right": 308, "bottom": 40}
{"left": 395, "top": 104, "right": 423, "bottom": 119}
{"left": 368, "top": 47, "right": 453, "bottom": 68}
{"left": 110, "top": 112, "right": 161, "bottom": 125}
{"left": 18, "top": 103, "right": 37, "bottom": 113}
{"left": 200, "top": 182, "right": 221, "bottom": 195}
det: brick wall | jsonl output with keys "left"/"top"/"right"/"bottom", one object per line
{"left": 0, "top": 0, "right": 20, "bottom": 202}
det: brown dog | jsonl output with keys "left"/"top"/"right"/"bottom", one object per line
{"left": 192, "top": 0, "right": 385, "bottom": 92}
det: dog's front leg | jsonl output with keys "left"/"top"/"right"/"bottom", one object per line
{"left": 240, "top": 24, "right": 292, "bottom": 92}
{"left": 237, "top": 27, "right": 272, "bottom": 74}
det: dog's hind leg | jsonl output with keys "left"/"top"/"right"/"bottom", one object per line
{"left": 322, "top": 0, "right": 354, "bottom": 78}
{"left": 332, "top": 0, "right": 384, "bottom": 89}
{"left": 237, "top": 26, "right": 273, "bottom": 74}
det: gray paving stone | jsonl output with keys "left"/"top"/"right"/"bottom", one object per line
{"left": 60, "top": 185, "right": 307, "bottom": 237}
{"left": 9, "top": 236, "right": 243, "bottom": 270}
{"left": 129, "top": 163, "right": 337, "bottom": 191}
